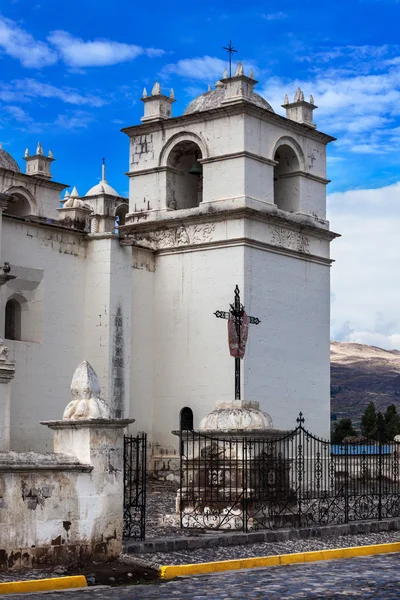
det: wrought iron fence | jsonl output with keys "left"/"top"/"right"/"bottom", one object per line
{"left": 179, "top": 415, "right": 400, "bottom": 532}
{"left": 123, "top": 433, "right": 147, "bottom": 541}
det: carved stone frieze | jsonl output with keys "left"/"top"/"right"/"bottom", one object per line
{"left": 270, "top": 226, "right": 310, "bottom": 254}
{"left": 130, "top": 223, "right": 216, "bottom": 250}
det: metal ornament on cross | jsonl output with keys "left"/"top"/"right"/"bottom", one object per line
{"left": 214, "top": 285, "right": 261, "bottom": 401}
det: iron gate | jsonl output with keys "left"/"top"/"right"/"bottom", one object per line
{"left": 123, "top": 433, "right": 147, "bottom": 541}
{"left": 179, "top": 415, "right": 400, "bottom": 532}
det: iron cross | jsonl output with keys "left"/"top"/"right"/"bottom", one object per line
{"left": 223, "top": 40, "right": 237, "bottom": 78}
{"left": 214, "top": 285, "right": 261, "bottom": 401}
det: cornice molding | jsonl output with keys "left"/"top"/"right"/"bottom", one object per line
{"left": 120, "top": 205, "right": 339, "bottom": 243}
{"left": 121, "top": 101, "right": 336, "bottom": 146}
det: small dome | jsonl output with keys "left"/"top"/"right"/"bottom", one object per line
{"left": 184, "top": 83, "right": 274, "bottom": 115}
{"left": 85, "top": 160, "right": 119, "bottom": 197}
{"left": 0, "top": 147, "right": 21, "bottom": 172}
{"left": 199, "top": 400, "right": 273, "bottom": 433}
{"left": 86, "top": 181, "right": 119, "bottom": 197}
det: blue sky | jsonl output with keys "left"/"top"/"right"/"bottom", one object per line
{"left": 1, "top": 0, "right": 400, "bottom": 349}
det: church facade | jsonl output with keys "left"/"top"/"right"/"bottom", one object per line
{"left": 0, "top": 64, "right": 338, "bottom": 456}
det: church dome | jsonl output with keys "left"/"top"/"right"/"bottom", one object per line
{"left": 0, "top": 146, "right": 21, "bottom": 172}
{"left": 86, "top": 181, "right": 119, "bottom": 197}
{"left": 184, "top": 82, "right": 274, "bottom": 115}
{"left": 85, "top": 161, "right": 119, "bottom": 197}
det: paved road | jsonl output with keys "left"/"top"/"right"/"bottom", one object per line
{"left": 7, "top": 554, "right": 400, "bottom": 598}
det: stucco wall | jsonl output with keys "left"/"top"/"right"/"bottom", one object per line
{"left": 2, "top": 218, "right": 87, "bottom": 451}
{"left": 0, "top": 423, "right": 125, "bottom": 570}
{"left": 243, "top": 245, "right": 331, "bottom": 438}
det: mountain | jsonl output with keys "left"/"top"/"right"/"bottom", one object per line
{"left": 331, "top": 341, "right": 400, "bottom": 430}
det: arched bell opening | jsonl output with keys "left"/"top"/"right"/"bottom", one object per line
{"left": 4, "top": 192, "right": 34, "bottom": 217}
{"left": 166, "top": 141, "right": 203, "bottom": 210}
{"left": 115, "top": 203, "right": 129, "bottom": 229}
{"left": 273, "top": 144, "right": 301, "bottom": 213}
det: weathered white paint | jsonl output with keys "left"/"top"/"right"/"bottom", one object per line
{"left": 0, "top": 363, "right": 132, "bottom": 570}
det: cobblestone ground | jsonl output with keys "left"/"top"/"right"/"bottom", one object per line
{"left": 130, "top": 529, "right": 400, "bottom": 566}
{"left": 4, "top": 554, "right": 400, "bottom": 598}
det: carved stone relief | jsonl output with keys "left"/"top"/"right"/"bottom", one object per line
{"left": 131, "top": 223, "right": 216, "bottom": 250}
{"left": 270, "top": 226, "right": 310, "bottom": 254}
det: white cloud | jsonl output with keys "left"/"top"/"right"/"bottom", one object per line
{"left": 48, "top": 30, "right": 164, "bottom": 67}
{"left": 54, "top": 110, "right": 95, "bottom": 130}
{"left": 0, "top": 17, "right": 164, "bottom": 69}
{"left": 0, "top": 15, "right": 57, "bottom": 68}
{"left": 3, "top": 105, "right": 32, "bottom": 122}
{"left": 0, "top": 78, "right": 106, "bottom": 106}
{"left": 329, "top": 182, "right": 400, "bottom": 350}
{"left": 259, "top": 54, "right": 400, "bottom": 156}
{"left": 162, "top": 56, "right": 227, "bottom": 81}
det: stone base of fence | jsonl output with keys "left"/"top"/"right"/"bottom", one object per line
{"left": 125, "top": 517, "right": 400, "bottom": 555}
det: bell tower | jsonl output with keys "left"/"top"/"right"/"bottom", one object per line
{"left": 120, "top": 63, "right": 338, "bottom": 448}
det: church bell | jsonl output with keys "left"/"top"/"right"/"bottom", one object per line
{"left": 188, "top": 156, "right": 203, "bottom": 176}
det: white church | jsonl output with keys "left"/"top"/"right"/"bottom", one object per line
{"left": 0, "top": 63, "right": 338, "bottom": 458}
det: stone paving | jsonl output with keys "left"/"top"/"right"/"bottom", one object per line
{"left": 4, "top": 553, "right": 400, "bottom": 598}
{"left": 128, "top": 529, "right": 400, "bottom": 567}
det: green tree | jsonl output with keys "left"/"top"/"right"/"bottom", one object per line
{"left": 361, "top": 401, "right": 378, "bottom": 438}
{"left": 384, "top": 404, "right": 400, "bottom": 440}
{"left": 331, "top": 418, "right": 357, "bottom": 443}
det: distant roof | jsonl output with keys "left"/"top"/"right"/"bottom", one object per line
{"left": 184, "top": 82, "right": 274, "bottom": 116}
{"left": 0, "top": 147, "right": 21, "bottom": 172}
{"left": 331, "top": 444, "right": 393, "bottom": 455}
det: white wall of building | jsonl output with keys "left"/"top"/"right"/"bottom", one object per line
{"left": 2, "top": 218, "right": 87, "bottom": 451}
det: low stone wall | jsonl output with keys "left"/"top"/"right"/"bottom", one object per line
{"left": 0, "top": 360, "right": 133, "bottom": 571}
{"left": 0, "top": 422, "right": 127, "bottom": 570}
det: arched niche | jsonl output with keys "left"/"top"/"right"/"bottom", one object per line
{"left": 180, "top": 407, "right": 194, "bottom": 431}
{"left": 166, "top": 140, "right": 203, "bottom": 210}
{"left": 5, "top": 298, "right": 22, "bottom": 340}
{"left": 115, "top": 203, "right": 129, "bottom": 227}
{"left": 273, "top": 141, "right": 303, "bottom": 213}
{"left": 4, "top": 187, "right": 36, "bottom": 217}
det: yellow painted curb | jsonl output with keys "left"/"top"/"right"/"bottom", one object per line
{"left": 159, "top": 541, "right": 400, "bottom": 579}
{"left": 0, "top": 575, "right": 87, "bottom": 595}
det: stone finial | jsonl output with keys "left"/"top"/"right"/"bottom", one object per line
{"left": 142, "top": 87, "right": 148, "bottom": 98}
{"left": 208, "top": 84, "right": 212, "bottom": 92}
{"left": 310, "top": 94, "right": 314, "bottom": 104}
{"left": 63, "top": 361, "right": 111, "bottom": 420}
{"left": 70, "top": 186, "right": 79, "bottom": 198}
{"left": 170, "top": 88, "right": 175, "bottom": 99}
{"left": 284, "top": 93, "right": 289, "bottom": 105}
{"left": 300, "top": 90, "right": 305, "bottom": 101}
{"left": 24, "top": 148, "right": 29, "bottom": 158}
{"left": 64, "top": 190, "right": 70, "bottom": 200}
{"left": 222, "top": 68, "right": 228, "bottom": 79}
{"left": 215, "top": 80, "right": 224, "bottom": 88}
{"left": 234, "top": 61, "right": 244, "bottom": 77}
{"left": 0, "top": 143, "right": 2, "bottom": 150}
{"left": 36, "top": 142, "right": 43, "bottom": 156}
{"left": 48, "top": 150, "right": 53, "bottom": 158}
{"left": 249, "top": 69, "right": 254, "bottom": 79}
{"left": 151, "top": 81, "right": 161, "bottom": 96}
{"left": 294, "top": 87, "right": 302, "bottom": 102}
